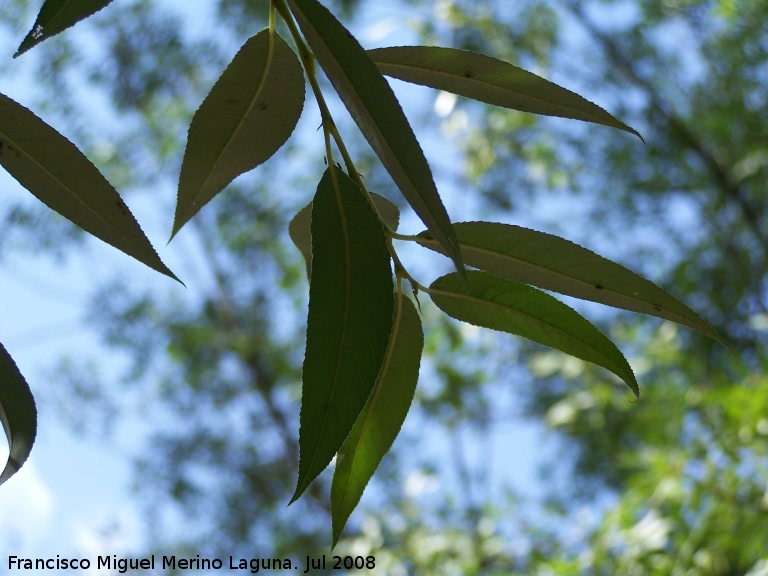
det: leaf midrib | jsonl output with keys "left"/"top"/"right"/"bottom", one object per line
{"left": 0, "top": 125, "right": 142, "bottom": 254}
{"left": 195, "top": 30, "right": 278, "bottom": 201}
{"left": 430, "top": 284, "right": 629, "bottom": 379}
{"left": 40, "top": 0, "right": 73, "bottom": 33}
{"left": 374, "top": 56, "right": 612, "bottom": 125}
{"left": 336, "top": 290, "right": 404, "bottom": 513}
{"left": 420, "top": 235, "right": 691, "bottom": 324}
{"left": 302, "top": 166, "right": 353, "bottom": 487}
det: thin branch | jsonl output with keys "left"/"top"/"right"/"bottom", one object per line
{"left": 192, "top": 215, "right": 331, "bottom": 514}
{"left": 563, "top": 0, "right": 768, "bottom": 254}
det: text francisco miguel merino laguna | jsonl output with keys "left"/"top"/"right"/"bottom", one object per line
{"left": 8, "top": 553, "right": 377, "bottom": 573}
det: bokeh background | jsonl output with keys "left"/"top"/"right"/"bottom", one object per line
{"left": 1, "top": 0, "right": 767, "bottom": 574}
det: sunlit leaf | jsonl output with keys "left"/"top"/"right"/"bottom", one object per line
{"left": 0, "top": 93, "right": 178, "bottom": 281}
{"left": 15, "top": 0, "right": 115, "bottom": 58}
{"left": 331, "top": 292, "right": 422, "bottom": 546}
{"left": 285, "top": 0, "right": 464, "bottom": 271}
{"left": 0, "top": 342, "right": 37, "bottom": 487}
{"left": 430, "top": 271, "right": 638, "bottom": 397}
{"left": 172, "top": 29, "right": 305, "bottom": 239}
{"left": 369, "top": 46, "right": 643, "bottom": 140}
{"left": 288, "top": 192, "right": 400, "bottom": 276}
{"left": 417, "top": 222, "right": 725, "bottom": 346}
{"left": 292, "top": 167, "right": 395, "bottom": 502}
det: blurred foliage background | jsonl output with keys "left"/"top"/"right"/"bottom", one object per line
{"left": 1, "top": 0, "right": 767, "bottom": 573}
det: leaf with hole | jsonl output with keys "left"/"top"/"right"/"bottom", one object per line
{"left": 292, "top": 167, "right": 395, "bottom": 502}
{"left": 172, "top": 29, "right": 305, "bottom": 238}
{"left": 0, "top": 92, "right": 178, "bottom": 281}
{"left": 0, "top": 342, "right": 37, "bottom": 487}
{"left": 15, "top": 0, "right": 115, "bottom": 58}
{"left": 417, "top": 222, "right": 724, "bottom": 346}
{"left": 331, "top": 292, "right": 422, "bottom": 546}
{"left": 430, "top": 270, "right": 638, "bottom": 398}
{"left": 286, "top": 0, "right": 463, "bottom": 271}
{"left": 289, "top": 192, "right": 400, "bottom": 276}
{"left": 369, "top": 46, "right": 642, "bottom": 140}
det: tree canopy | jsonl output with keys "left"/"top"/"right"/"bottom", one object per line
{"left": 0, "top": 0, "right": 766, "bottom": 573}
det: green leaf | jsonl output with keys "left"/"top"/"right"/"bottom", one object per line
{"left": 369, "top": 46, "right": 643, "bottom": 141}
{"left": 331, "top": 292, "right": 422, "bottom": 547}
{"left": 430, "top": 271, "right": 638, "bottom": 397}
{"left": 288, "top": 192, "right": 400, "bottom": 276}
{"left": 15, "top": 0, "right": 115, "bottom": 58}
{"left": 172, "top": 29, "right": 305, "bottom": 239}
{"left": 417, "top": 222, "right": 725, "bottom": 346}
{"left": 0, "top": 93, "right": 178, "bottom": 282}
{"left": 285, "top": 0, "right": 464, "bottom": 271}
{"left": 292, "top": 167, "right": 395, "bottom": 502}
{"left": 0, "top": 342, "right": 37, "bottom": 487}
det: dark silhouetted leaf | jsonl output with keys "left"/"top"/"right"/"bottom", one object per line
{"left": 0, "top": 93, "right": 178, "bottom": 281}
{"left": 369, "top": 46, "right": 642, "bottom": 140}
{"left": 0, "top": 342, "right": 37, "bottom": 486}
{"left": 172, "top": 29, "right": 305, "bottom": 238}
{"left": 331, "top": 293, "right": 422, "bottom": 546}
{"left": 15, "top": 0, "right": 115, "bottom": 58}
{"left": 418, "top": 222, "right": 724, "bottom": 346}
{"left": 289, "top": 192, "right": 400, "bottom": 276}
{"left": 286, "top": 0, "right": 464, "bottom": 271}
{"left": 430, "top": 271, "right": 638, "bottom": 397}
{"left": 292, "top": 167, "right": 395, "bottom": 502}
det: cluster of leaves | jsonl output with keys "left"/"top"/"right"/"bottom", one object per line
{"left": 0, "top": 0, "right": 725, "bottom": 544}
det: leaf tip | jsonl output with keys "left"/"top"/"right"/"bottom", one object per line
{"left": 626, "top": 374, "right": 640, "bottom": 402}
{"left": 168, "top": 212, "right": 189, "bottom": 246}
{"left": 0, "top": 343, "right": 38, "bottom": 487}
{"left": 446, "top": 236, "right": 466, "bottom": 276}
{"left": 168, "top": 270, "right": 186, "bottom": 287}
{"left": 288, "top": 488, "right": 303, "bottom": 506}
{"left": 612, "top": 118, "right": 644, "bottom": 143}
{"left": 149, "top": 252, "right": 184, "bottom": 286}
{"left": 13, "top": 37, "right": 33, "bottom": 59}
{"left": 289, "top": 474, "right": 310, "bottom": 506}
{"left": 169, "top": 210, "right": 187, "bottom": 243}
{"left": 331, "top": 525, "right": 342, "bottom": 550}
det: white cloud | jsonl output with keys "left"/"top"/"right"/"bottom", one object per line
{"left": 0, "top": 459, "right": 56, "bottom": 548}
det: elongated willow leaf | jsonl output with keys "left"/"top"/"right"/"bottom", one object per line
{"left": 285, "top": 0, "right": 464, "bottom": 271}
{"left": 15, "top": 0, "right": 114, "bottom": 58}
{"left": 292, "top": 167, "right": 395, "bottom": 503}
{"left": 369, "top": 46, "right": 642, "bottom": 141}
{"left": 331, "top": 293, "right": 422, "bottom": 547}
{"left": 430, "top": 271, "right": 638, "bottom": 397}
{"left": 0, "top": 342, "right": 37, "bottom": 486}
{"left": 418, "top": 222, "right": 725, "bottom": 346}
{"left": 172, "top": 29, "right": 305, "bottom": 239}
{"left": 0, "top": 93, "right": 178, "bottom": 282}
{"left": 289, "top": 192, "right": 400, "bottom": 276}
